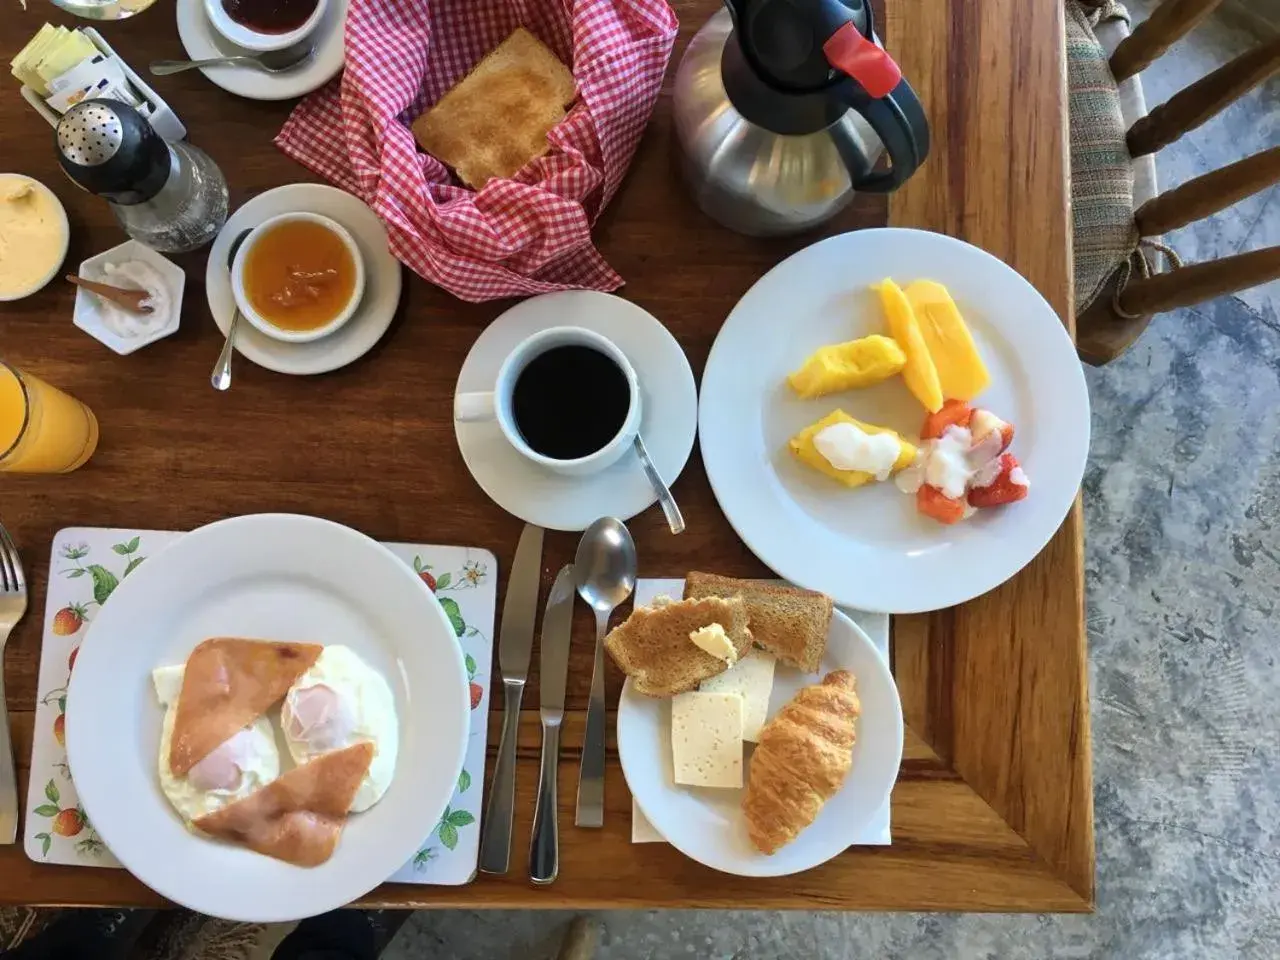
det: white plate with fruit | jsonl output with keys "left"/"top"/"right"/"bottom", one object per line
{"left": 699, "top": 228, "right": 1090, "bottom": 614}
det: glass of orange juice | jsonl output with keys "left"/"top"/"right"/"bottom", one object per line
{"left": 0, "top": 360, "right": 99, "bottom": 473}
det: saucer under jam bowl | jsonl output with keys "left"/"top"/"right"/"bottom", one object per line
{"left": 206, "top": 184, "right": 402, "bottom": 376}
{"left": 176, "top": 0, "right": 347, "bottom": 100}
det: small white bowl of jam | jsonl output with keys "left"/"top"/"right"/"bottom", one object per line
{"left": 231, "top": 211, "right": 366, "bottom": 344}
{"left": 205, "top": 0, "right": 326, "bottom": 53}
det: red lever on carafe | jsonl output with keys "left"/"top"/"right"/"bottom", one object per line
{"left": 822, "top": 21, "right": 901, "bottom": 99}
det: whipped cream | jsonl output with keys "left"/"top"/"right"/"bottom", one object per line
{"left": 813, "top": 421, "right": 901, "bottom": 480}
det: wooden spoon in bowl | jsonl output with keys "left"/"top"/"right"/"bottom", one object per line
{"left": 66, "top": 274, "right": 154, "bottom": 315}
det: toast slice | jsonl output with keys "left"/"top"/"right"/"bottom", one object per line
{"left": 411, "top": 27, "right": 576, "bottom": 189}
{"left": 604, "top": 596, "right": 753, "bottom": 697}
{"left": 683, "top": 573, "right": 832, "bottom": 673}
{"left": 194, "top": 741, "right": 373, "bottom": 867}
{"left": 169, "top": 638, "right": 323, "bottom": 776}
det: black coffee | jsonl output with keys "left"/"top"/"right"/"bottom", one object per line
{"left": 512, "top": 345, "right": 631, "bottom": 460}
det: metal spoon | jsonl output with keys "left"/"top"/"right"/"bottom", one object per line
{"left": 573, "top": 517, "right": 637, "bottom": 828}
{"left": 211, "top": 229, "right": 251, "bottom": 392}
{"left": 634, "top": 434, "right": 685, "bottom": 535}
{"left": 149, "top": 43, "right": 314, "bottom": 76}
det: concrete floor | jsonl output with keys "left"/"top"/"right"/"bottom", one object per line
{"left": 385, "top": 2, "right": 1280, "bottom": 957}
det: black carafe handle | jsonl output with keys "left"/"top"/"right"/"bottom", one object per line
{"left": 830, "top": 73, "right": 930, "bottom": 194}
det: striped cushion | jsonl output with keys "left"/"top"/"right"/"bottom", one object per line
{"left": 1067, "top": 0, "right": 1138, "bottom": 313}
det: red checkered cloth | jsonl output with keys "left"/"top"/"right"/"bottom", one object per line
{"left": 275, "top": 0, "right": 678, "bottom": 302}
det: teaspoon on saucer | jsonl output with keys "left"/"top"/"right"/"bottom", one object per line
{"left": 150, "top": 43, "right": 314, "bottom": 76}
{"left": 634, "top": 434, "right": 685, "bottom": 534}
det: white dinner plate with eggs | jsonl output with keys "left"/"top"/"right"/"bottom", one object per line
{"left": 617, "top": 609, "right": 903, "bottom": 878}
{"left": 65, "top": 514, "right": 469, "bottom": 922}
{"left": 699, "top": 228, "right": 1090, "bottom": 613}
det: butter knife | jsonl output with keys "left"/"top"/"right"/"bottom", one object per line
{"left": 478, "top": 524, "right": 545, "bottom": 875}
{"left": 529, "top": 564, "right": 576, "bottom": 885}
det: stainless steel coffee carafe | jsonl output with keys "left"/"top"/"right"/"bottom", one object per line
{"left": 673, "top": 0, "right": 930, "bottom": 236}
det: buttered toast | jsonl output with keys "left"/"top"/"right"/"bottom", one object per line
{"left": 604, "top": 596, "right": 753, "bottom": 697}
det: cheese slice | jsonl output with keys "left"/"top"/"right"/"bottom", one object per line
{"left": 151, "top": 664, "right": 185, "bottom": 706}
{"left": 699, "top": 651, "right": 777, "bottom": 742}
{"left": 671, "top": 691, "right": 744, "bottom": 789}
{"left": 689, "top": 623, "right": 737, "bottom": 665}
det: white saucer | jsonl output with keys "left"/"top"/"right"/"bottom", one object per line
{"left": 176, "top": 0, "right": 347, "bottom": 101}
{"left": 206, "top": 184, "right": 402, "bottom": 376}
{"left": 454, "top": 292, "right": 698, "bottom": 532}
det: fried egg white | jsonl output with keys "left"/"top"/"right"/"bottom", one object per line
{"left": 152, "top": 664, "right": 280, "bottom": 823}
{"left": 279, "top": 645, "right": 398, "bottom": 813}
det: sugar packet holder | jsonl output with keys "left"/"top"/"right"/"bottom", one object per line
{"left": 20, "top": 28, "right": 185, "bottom": 142}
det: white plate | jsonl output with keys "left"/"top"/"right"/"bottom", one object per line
{"left": 617, "top": 610, "right": 903, "bottom": 877}
{"left": 176, "top": 0, "right": 346, "bottom": 101}
{"left": 64, "top": 514, "right": 469, "bottom": 922}
{"left": 206, "top": 184, "right": 402, "bottom": 376}
{"left": 699, "top": 228, "right": 1090, "bottom": 614}
{"left": 454, "top": 291, "right": 698, "bottom": 532}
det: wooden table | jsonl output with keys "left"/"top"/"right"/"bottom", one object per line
{"left": 0, "top": 0, "right": 1092, "bottom": 912}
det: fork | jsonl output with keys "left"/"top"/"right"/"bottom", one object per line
{"left": 0, "top": 524, "right": 27, "bottom": 844}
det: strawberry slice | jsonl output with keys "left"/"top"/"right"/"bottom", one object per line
{"left": 921, "top": 399, "right": 973, "bottom": 440}
{"left": 970, "top": 408, "right": 1014, "bottom": 453}
{"left": 917, "top": 484, "right": 968, "bottom": 524}
{"left": 968, "top": 453, "right": 1030, "bottom": 508}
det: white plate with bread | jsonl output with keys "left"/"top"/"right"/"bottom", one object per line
{"left": 613, "top": 574, "right": 903, "bottom": 877}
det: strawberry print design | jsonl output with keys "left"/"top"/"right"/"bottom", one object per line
{"left": 32, "top": 780, "right": 104, "bottom": 857}
{"left": 51, "top": 603, "right": 87, "bottom": 637}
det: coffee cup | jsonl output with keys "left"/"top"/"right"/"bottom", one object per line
{"left": 454, "top": 327, "right": 641, "bottom": 478}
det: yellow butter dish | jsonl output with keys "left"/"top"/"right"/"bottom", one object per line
{"left": 788, "top": 409, "right": 917, "bottom": 488}
{"left": 787, "top": 334, "right": 906, "bottom": 399}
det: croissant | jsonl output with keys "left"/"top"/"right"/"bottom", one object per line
{"left": 742, "top": 670, "right": 860, "bottom": 854}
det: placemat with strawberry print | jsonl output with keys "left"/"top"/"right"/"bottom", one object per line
{"left": 25, "top": 527, "right": 497, "bottom": 887}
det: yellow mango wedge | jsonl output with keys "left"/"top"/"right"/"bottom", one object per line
{"left": 788, "top": 410, "right": 918, "bottom": 488}
{"left": 877, "top": 278, "right": 943, "bottom": 413}
{"left": 906, "top": 280, "right": 990, "bottom": 401}
{"left": 787, "top": 334, "right": 906, "bottom": 399}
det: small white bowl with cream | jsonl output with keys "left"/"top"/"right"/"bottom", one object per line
{"left": 0, "top": 174, "right": 70, "bottom": 302}
{"left": 204, "top": 0, "right": 327, "bottom": 53}
{"left": 73, "top": 240, "right": 185, "bottom": 356}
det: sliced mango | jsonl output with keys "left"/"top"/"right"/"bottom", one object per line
{"left": 787, "top": 334, "right": 906, "bottom": 399}
{"left": 906, "top": 280, "right": 990, "bottom": 401}
{"left": 877, "top": 278, "right": 943, "bottom": 413}
{"left": 788, "top": 409, "right": 918, "bottom": 488}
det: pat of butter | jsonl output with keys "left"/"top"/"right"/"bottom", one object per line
{"left": 671, "top": 691, "right": 744, "bottom": 789}
{"left": 699, "top": 651, "right": 777, "bottom": 742}
{"left": 689, "top": 622, "right": 737, "bottom": 664}
{"left": 151, "top": 663, "right": 184, "bottom": 707}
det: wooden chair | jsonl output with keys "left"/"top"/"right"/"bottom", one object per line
{"left": 1072, "top": 0, "right": 1280, "bottom": 365}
